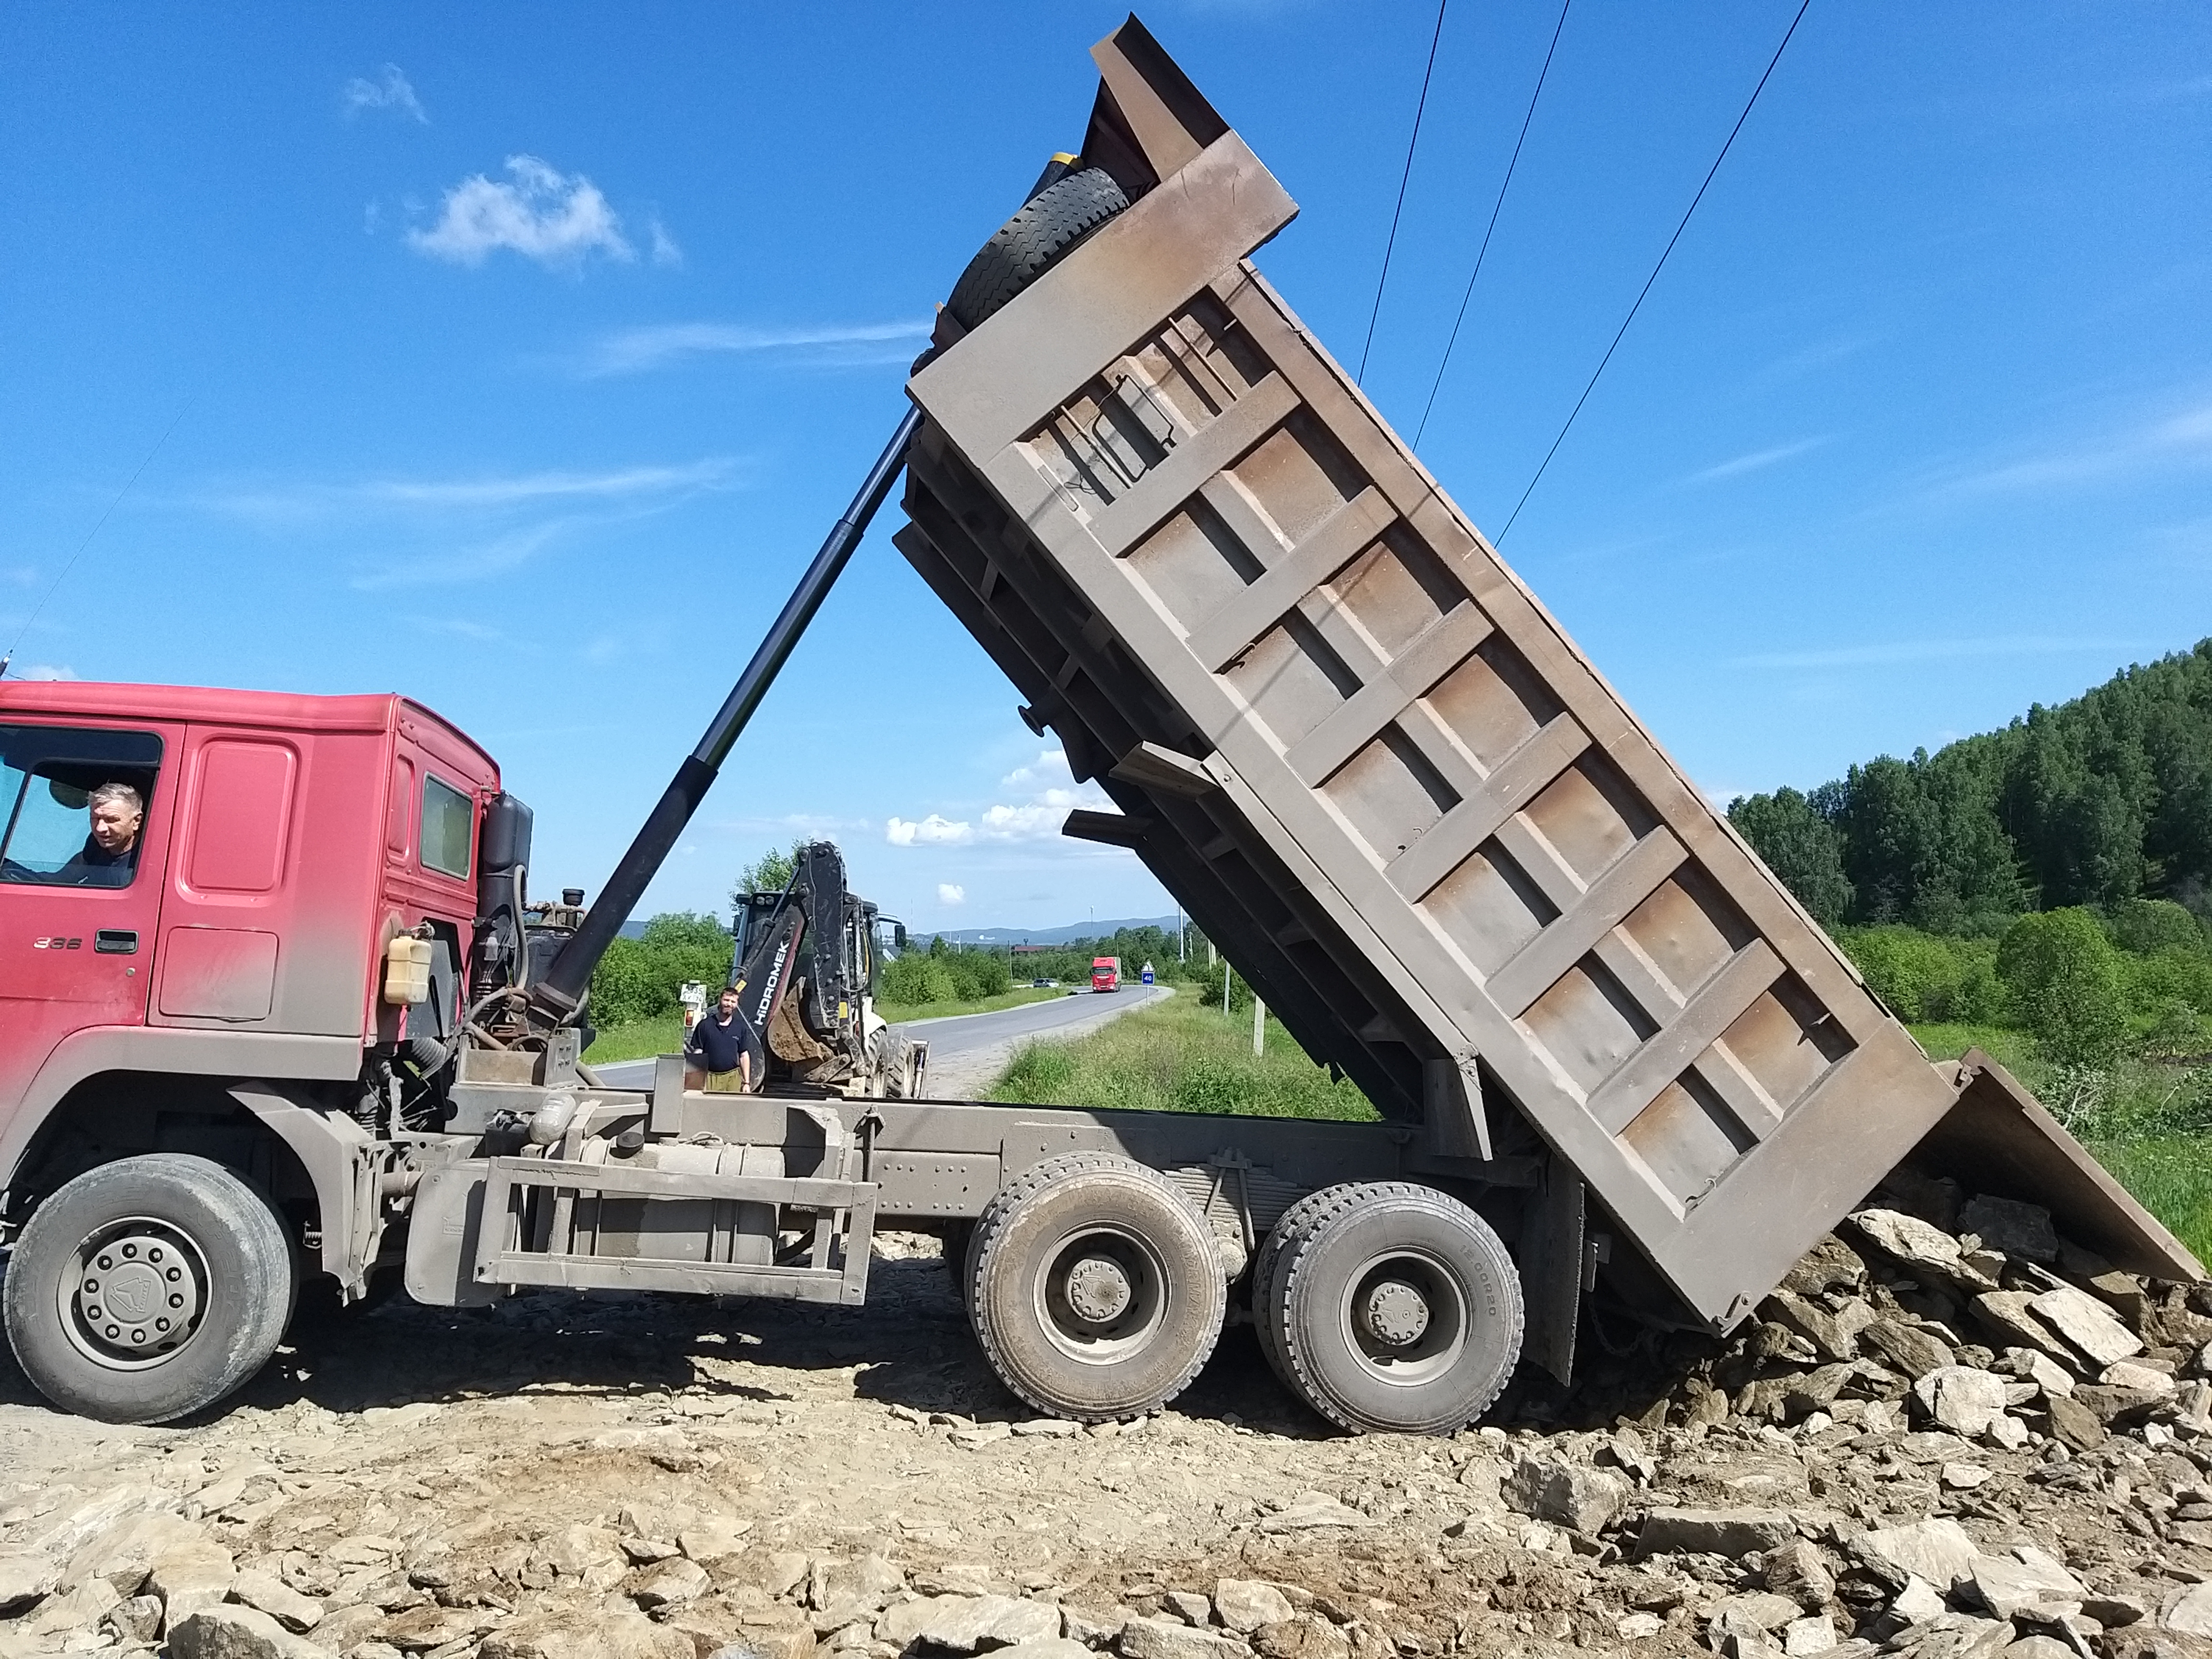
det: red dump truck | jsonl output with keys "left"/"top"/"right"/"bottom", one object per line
{"left": 0, "top": 18, "right": 2195, "bottom": 1432}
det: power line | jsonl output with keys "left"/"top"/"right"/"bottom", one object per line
{"left": 1356, "top": 0, "right": 1450, "bottom": 387}
{"left": 1413, "top": 0, "right": 1574, "bottom": 449}
{"left": 1495, "top": 0, "right": 1812, "bottom": 545}
{"left": 2, "top": 396, "right": 194, "bottom": 678}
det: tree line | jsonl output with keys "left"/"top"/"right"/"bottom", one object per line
{"left": 1728, "top": 639, "right": 2212, "bottom": 934}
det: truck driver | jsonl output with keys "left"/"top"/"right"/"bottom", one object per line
{"left": 60, "top": 781, "right": 144, "bottom": 886}
{"left": 684, "top": 985, "right": 755, "bottom": 1093}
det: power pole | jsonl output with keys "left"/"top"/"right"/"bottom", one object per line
{"left": 1222, "top": 961, "right": 1231, "bottom": 1015}
{"left": 1253, "top": 995, "right": 1265, "bottom": 1057}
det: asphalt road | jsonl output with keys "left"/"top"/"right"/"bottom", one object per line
{"left": 591, "top": 982, "right": 1170, "bottom": 1093}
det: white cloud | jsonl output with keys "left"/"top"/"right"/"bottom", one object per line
{"left": 888, "top": 813, "right": 972, "bottom": 847}
{"left": 887, "top": 749, "right": 1113, "bottom": 849}
{"left": 1682, "top": 437, "right": 1828, "bottom": 485}
{"left": 1732, "top": 635, "right": 2151, "bottom": 671}
{"left": 584, "top": 319, "right": 931, "bottom": 377}
{"left": 343, "top": 64, "right": 427, "bottom": 123}
{"left": 205, "top": 458, "right": 736, "bottom": 523}
{"left": 1000, "top": 747, "right": 1069, "bottom": 789}
{"left": 350, "top": 523, "right": 565, "bottom": 591}
{"left": 1933, "top": 398, "right": 2212, "bottom": 498}
{"left": 408, "top": 156, "right": 634, "bottom": 269}
{"left": 17, "top": 664, "right": 77, "bottom": 681}
{"left": 648, "top": 219, "right": 683, "bottom": 268}
{"left": 937, "top": 883, "right": 966, "bottom": 906}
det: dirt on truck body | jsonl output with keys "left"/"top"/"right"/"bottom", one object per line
{"left": 0, "top": 16, "right": 2197, "bottom": 1471}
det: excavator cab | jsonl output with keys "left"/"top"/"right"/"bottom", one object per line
{"left": 728, "top": 842, "right": 925, "bottom": 1099}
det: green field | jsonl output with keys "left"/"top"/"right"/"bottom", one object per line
{"left": 988, "top": 993, "right": 1376, "bottom": 1122}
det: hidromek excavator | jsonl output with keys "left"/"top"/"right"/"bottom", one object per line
{"left": 0, "top": 18, "right": 2194, "bottom": 1431}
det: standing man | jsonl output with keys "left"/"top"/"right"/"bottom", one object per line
{"left": 684, "top": 984, "right": 756, "bottom": 1093}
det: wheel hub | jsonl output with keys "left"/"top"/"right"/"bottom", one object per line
{"left": 64, "top": 1221, "right": 206, "bottom": 1368}
{"left": 1063, "top": 1254, "right": 1134, "bottom": 1324}
{"left": 1360, "top": 1278, "right": 1430, "bottom": 1347}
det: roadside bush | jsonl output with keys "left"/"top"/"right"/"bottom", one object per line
{"left": 588, "top": 912, "right": 733, "bottom": 1029}
{"left": 881, "top": 952, "right": 957, "bottom": 1006}
{"left": 1840, "top": 926, "right": 2004, "bottom": 1024}
{"left": 942, "top": 948, "right": 1011, "bottom": 1001}
{"left": 2111, "top": 897, "right": 2209, "bottom": 956}
{"left": 1998, "top": 907, "right": 2131, "bottom": 1068}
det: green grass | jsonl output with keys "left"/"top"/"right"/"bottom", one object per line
{"left": 1906, "top": 1022, "right": 2037, "bottom": 1070}
{"left": 583, "top": 986, "right": 1068, "bottom": 1065}
{"left": 583, "top": 1016, "right": 685, "bottom": 1065}
{"left": 987, "top": 994, "right": 1378, "bottom": 1121}
{"left": 2085, "top": 1136, "right": 2212, "bottom": 1266}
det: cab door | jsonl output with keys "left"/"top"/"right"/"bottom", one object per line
{"left": 0, "top": 722, "right": 174, "bottom": 1115}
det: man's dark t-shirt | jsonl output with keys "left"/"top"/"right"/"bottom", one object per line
{"left": 686, "top": 1008, "right": 754, "bottom": 1074}
{"left": 59, "top": 837, "right": 134, "bottom": 888}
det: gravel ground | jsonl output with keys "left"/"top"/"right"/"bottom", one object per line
{"left": 6, "top": 1183, "right": 2212, "bottom": 1659}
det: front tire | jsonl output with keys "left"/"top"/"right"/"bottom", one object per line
{"left": 945, "top": 168, "right": 1131, "bottom": 332}
{"left": 966, "top": 1152, "right": 1224, "bottom": 1420}
{"left": 4, "top": 1154, "right": 296, "bottom": 1424}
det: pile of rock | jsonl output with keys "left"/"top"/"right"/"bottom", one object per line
{"left": 1555, "top": 1179, "right": 2212, "bottom": 1458}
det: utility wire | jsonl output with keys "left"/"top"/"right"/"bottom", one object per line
{"left": 1, "top": 396, "right": 194, "bottom": 678}
{"left": 1356, "top": 0, "right": 1450, "bottom": 387}
{"left": 1413, "top": 0, "right": 1574, "bottom": 449}
{"left": 1495, "top": 0, "right": 1812, "bottom": 544}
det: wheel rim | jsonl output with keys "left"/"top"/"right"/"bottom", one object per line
{"left": 1032, "top": 1224, "right": 1168, "bottom": 1365}
{"left": 1334, "top": 1246, "right": 1468, "bottom": 1388}
{"left": 57, "top": 1215, "right": 211, "bottom": 1372}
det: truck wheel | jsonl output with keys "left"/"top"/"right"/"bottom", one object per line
{"left": 1249, "top": 1184, "right": 1360, "bottom": 1390}
{"left": 3, "top": 1154, "right": 295, "bottom": 1425}
{"left": 1270, "top": 1182, "right": 1523, "bottom": 1436}
{"left": 966, "top": 1152, "right": 1224, "bottom": 1420}
{"left": 946, "top": 168, "right": 1130, "bottom": 332}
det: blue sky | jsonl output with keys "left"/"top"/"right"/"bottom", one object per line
{"left": 4, "top": 3, "right": 2207, "bottom": 933}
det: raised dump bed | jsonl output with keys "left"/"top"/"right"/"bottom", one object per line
{"left": 896, "top": 19, "right": 2198, "bottom": 1340}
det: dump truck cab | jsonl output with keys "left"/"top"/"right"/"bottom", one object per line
{"left": 0, "top": 681, "right": 502, "bottom": 1280}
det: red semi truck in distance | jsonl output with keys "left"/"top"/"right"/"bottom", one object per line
{"left": 1090, "top": 956, "right": 1120, "bottom": 992}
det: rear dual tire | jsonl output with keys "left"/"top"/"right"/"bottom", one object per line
{"left": 964, "top": 1152, "right": 1224, "bottom": 1421}
{"left": 1254, "top": 1182, "right": 1522, "bottom": 1436}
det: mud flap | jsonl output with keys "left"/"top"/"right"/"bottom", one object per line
{"left": 1906, "top": 1050, "right": 2203, "bottom": 1282}
{"left": 1518, "top": 1158, "right": 1585, "bottom": 1385}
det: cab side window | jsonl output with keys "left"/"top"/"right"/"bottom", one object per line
{"left": 420, "top": 772, "right": 474, "bottom": 879}
{"left": 0, "top": 727, "right": 164, "bottom": 889}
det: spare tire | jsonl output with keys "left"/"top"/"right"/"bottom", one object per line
{"left": 946, "top": 168, "right": 1130, "bottom": 332}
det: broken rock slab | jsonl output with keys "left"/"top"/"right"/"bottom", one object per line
{"left": 168, "top": 1605, "right": 338, "bottom": 1659}
{"left": 2032, "top": 1287, "right": 2146, "bottom": 1368}
{"left": 879, "top": 1594, "right": 1063, "bottom": 1653}
{"left": 1762, "top": 1540, "right": 1839, "bottom": 1611}
{"left": 1966, "top": 1548, "right": 2087, "bottom": 1621}
{"left": 229, "top": 1571, "right": 326, "bottom": 1634}
{"left": 1846, "top": 1209, "right": 1999, "bottom": 1292}
{"left": 1851, "top": 1519, "right": 1982, "bottom": 1593}
{"left": 1637, "top": 1508, "right": 1798, "bottom": 1561}
{"left": 1863, "top": 1319, "right": 1959, "bottom": 1381}
{"left": 1502, "top": 1454, "right": 1629, "bottom": 1535}
{"left": 1913, "top": 1366, "right": 2012, "bottom": 1438}
{"left": 1215, "top": 1582, "right": 1295, "bottom": 1636}
{"left": 1118, "top": 1617, "right": 1251, "bottom": 1659}
{"left": 1960, "top": 1197, "right": 2060, "bottom": 1265}
{"left": 1257, "top": 1493, "right": 1369, "bottom": 1533}
{"left": 0, "top": 1554, "right": 56, "bottom": 1615}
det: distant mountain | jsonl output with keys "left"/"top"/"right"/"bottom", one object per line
{"left": 924, "top": 915, "right": 1182, "bottom": 947}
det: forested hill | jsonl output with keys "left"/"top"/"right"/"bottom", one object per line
{"left": 1728, "top": 639, "right": 2212, "bottom": 933}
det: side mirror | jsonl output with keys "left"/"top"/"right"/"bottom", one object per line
{"left": 894, "top": 923, "right": 908, "bottom": 949}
